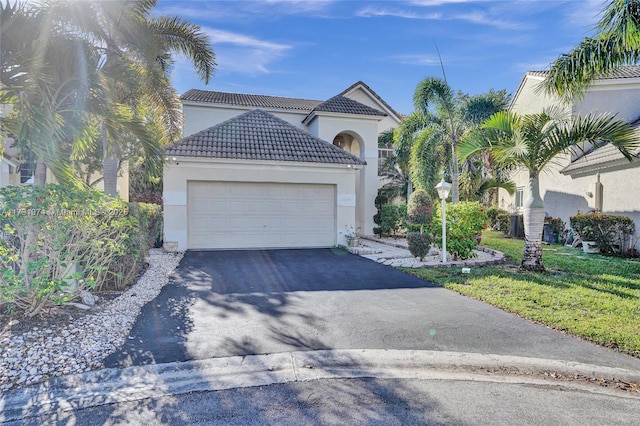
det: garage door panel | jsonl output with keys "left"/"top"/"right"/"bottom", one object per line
{"left": 188, "top": 181, "right": 336, "bottom": 249}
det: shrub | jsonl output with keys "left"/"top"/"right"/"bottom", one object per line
{"left": 130, "top": 202, "right": 163, "bottom": 249}
{"left": 432, "top": 201, "right": 488, "bottom": 260}
{"left": 407, "top": 189, "right": 433, "bottom": 233}
{"left": 570, "top": 212, "right": 635, "bottom": 256}
{"left": 407, "top": 232, "right": 432, "bottom": 260}
{"left": 373, "top": 193, "right": 387, "bottom": 237}
{"left": 544, "top": 217, "right": 565, "bottom": 244}
{"left": 496, "top": 212, "right": 511, "bottom": 235}
{"left": 379, "top": 203, "right": 407, "bottom": 237}
{"left": 487, "top": 206, "right": 508, "bottom": 230}
{"left": 545, "top": 217, "right": 565, "bottom": 236}
{"left": 0, "top": 185, "right": 140, "bottom": 316}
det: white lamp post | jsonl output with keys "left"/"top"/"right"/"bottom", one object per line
{"left": 435, "top": 179, "right": 452, "bottom": 263}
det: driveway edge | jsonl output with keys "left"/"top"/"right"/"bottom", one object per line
{"left": 2, "top": 349, "right": 639, "bottom": 422}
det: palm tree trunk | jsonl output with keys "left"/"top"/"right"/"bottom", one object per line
{"left": 521, "top": 174, "right": 545, "bottom": 271}
{"left": 33, "top": 159, "right": 47, "bottom": 187}
{"left": 101, "top": 122, "right": 118, "bottom": 197}
{"left": 451, "top": 137, "right": 459, "bottom": 202}
{"left": 20, "top": 159, "right": 47, "bottom": 300}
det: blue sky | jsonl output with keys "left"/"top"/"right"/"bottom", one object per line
{"left": 156, "top": 0, "right": 606, "bottom": 115}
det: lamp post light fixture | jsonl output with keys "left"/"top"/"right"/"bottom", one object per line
{"left": 435, "top": 179, "right": 452, "bottom": 263}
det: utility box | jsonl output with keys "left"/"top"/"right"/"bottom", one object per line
{"left": 509, "top": 214, "right": 525, "bottom": 238}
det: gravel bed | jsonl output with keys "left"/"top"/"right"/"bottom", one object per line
{"left": 0, "top": 250, "right": 184, "bottom": 392}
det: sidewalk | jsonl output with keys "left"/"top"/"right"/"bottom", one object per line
{"left": 350, "top": 236, "right": 505, "bottom": 268}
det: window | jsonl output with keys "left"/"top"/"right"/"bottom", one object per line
{"left": 378, "top": 147, "right": 394, "bottom": 169}
{"left": 19, "top": 162, "right": 35, "bottom": 184}
{"left": 515, "top": 187, "right": 524, "bottom": 211}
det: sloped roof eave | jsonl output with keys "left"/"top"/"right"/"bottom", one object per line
{"left": 338, "top": 81, "right": 403, "bottom": 121}
{"left": 165, "top": 109, "right": 366, "bottom": 166}
{"left": 302, "top": 109, "right": 387, "bottom": 125}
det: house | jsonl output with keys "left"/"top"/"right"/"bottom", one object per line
{"left": 499, "top": 66, "right": 640, "bottom": 249}
{"left": 0, "top": 104, "right": 130, "bottom": 199}
{"left": 163, "top": 82, "right": 402, "bottom": 251}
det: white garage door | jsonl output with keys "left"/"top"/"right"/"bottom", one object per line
{"left": 188, "top": 181, "right": 336, "bottom": 249}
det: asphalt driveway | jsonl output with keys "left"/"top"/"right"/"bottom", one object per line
{"left": 103, "top": 249, "right": 640, "bottom": 370}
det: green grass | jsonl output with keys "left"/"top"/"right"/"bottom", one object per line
{"left": 403, "top": 230, "right": 640, "bottom": 358}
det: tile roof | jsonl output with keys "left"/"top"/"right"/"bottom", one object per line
{"left": 166, "top": 109, "right": 366, "bottom": 165}
{"left": 180, "top": 89, "right": 322, "bottom": 111}
{"left": 310, "top": 95, "right": 387, "bottom": 117}
{"left": 528, "top": 65, "right": 640, "bottom": 80}
{"left": 338, "top": 81, "right": 403, "bottom": 119}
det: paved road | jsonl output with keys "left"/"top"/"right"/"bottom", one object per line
{"left": 103, "top": 249, "right": 640, "bottom": 370}
{"left": 7, "top": 377, "right": 640, "bottom": 425}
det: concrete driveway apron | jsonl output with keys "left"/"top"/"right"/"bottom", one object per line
{"left": 103, "top": 249, "right": 640, "bottom": 371}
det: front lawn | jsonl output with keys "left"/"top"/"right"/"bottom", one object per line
{"left": 404, "top": 230, "right": 640, "bottom": 358}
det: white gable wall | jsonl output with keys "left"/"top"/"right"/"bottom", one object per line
{"left": 341, "top": 87, "right": 401, "bottom": 132}
{"left": 183, "top": 103, "right": 308, "bottom": 136}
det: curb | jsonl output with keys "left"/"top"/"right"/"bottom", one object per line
{"left": 1, "top": 349, "right": 639, "bottom": 422}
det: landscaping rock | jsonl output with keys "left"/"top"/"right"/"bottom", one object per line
{"left": 80, "top": 290, "right": 96, "bottom": 306}
{"left": 0, "top": 250, "right": 184, "bottom": 392}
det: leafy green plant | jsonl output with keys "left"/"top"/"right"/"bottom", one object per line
{"left": 407, "top": 189, "right": 433, "bottom": 233}
{"left": 373, "top": 194, "right": 388, "bottom": 237}
{"left": 432, "top": 201, "right": 488, "bottom": 260}
{"left": 407, "top": 232, "right": 432, "bottom": 260}
{"left": 570, "top": 212, "right": 635, "bottom": 256}
{"left": 0, "top": 185, "right": 142, "bottom": 316}
{"left": 544, "top": 217, "right": 565, "bottom": 244}
{"left": 379, "top": 203, "right": 406, "bottom": 237}
{"left": 487, "top": 206, "right": 508, "bottom": 229}
{"left": 495, "top": 212, "right": 511, "bottom": 235}
{"left": 129, "top": 202, "right": 163, "bottom": 249}
{"left": 544, "top": 217, "right": 565, "bottom": 236}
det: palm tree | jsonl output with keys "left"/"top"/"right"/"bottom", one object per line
{"left": 45, "top": 0, "right": 215, "bottom": 196}
{"left": 413, "top": 77, "right": 463, "bottom": 201}
{"left": 399, "top": 80, "right": 511, "bottom": 202}
{"left": 459, "top": 107, "right": 640, "bottom": 271}
{"left": 1, "top": 1, "right": 93, "bottom": 187}
{"left": 543, "top": 0, "right": 640, "bottom": 98}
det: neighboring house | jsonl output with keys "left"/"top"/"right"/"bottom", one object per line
{"left": 0, "top": 132, "right": 130, "bottom": 201}
{"left": 500, "top": 66, "right": 640, "bottom": 249}
{"left": 163, "top": 81, "right": 402, "bottom": 251}
{"left": 0, "top": 153, "right": 19, "bottom": 186}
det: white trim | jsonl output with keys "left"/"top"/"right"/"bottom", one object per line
{"left": 302, "top": 110, "right": 386, "bottom": 125}
{"left": 586, "top": 78, "right": 640, "bottom": 91}
{"left": 165, "top": 156, "right": 364, "bottom": 170}
{"left": 1, "top": 156, "right": 18, "bottom": 168}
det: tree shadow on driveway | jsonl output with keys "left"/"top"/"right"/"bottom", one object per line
{"left": 103, "top": 249, "right": 437, "bottom": 368}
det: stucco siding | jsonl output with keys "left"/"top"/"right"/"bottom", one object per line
{"left": 511, "top": 76, "right": 565, "bottom": 115}
{"left": 575, "top": 87, "right": 640, "bottom": 121}
{"left": 342, "top": 88, "right": 400, "bottom": 131}
{"left": 312, "top": 115, "right": 379, "bottom": 235}
{"left": 183, "top": 104, "right": 307, "bottom": 136}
